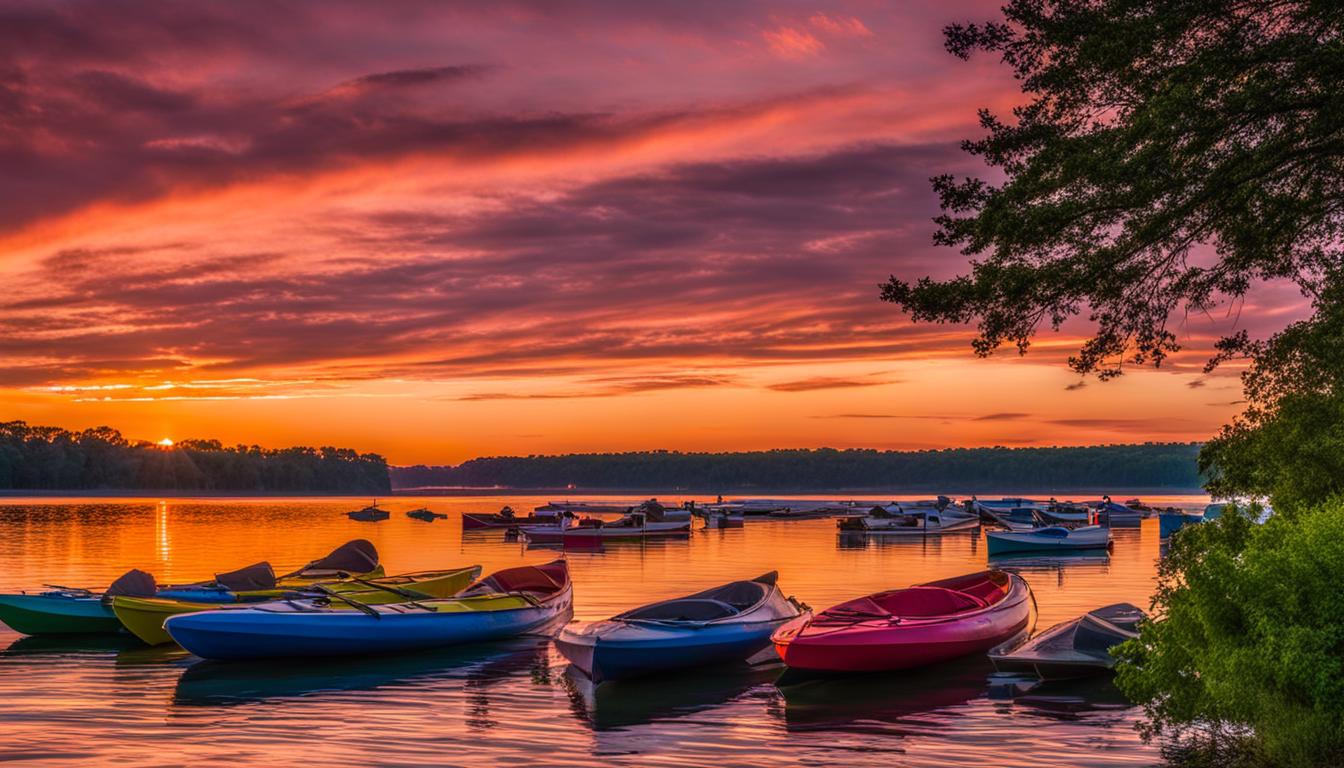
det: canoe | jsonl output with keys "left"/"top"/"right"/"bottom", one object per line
{"left": 989, "top": 602, "right": 1145, "bottom": 679}
{"left": 555, "top": 571, "right": 807, "bottom": 684}
{"left": 985, "top": 525, "right": 1111, "bottom": 555}
{"left": 837, "top": 510, "right": 979, "bottom": 535}
{"left": 0, "top": 568, "right": 158, "bottom": 636}
{"left": 166, "top": 560, "right": 572, "bottom": 660}
{"left": 772, "top": 570, "right": 1035, "bottom": 676}
{"left": 113, "top": 566, "right": 483, "bottom": 646}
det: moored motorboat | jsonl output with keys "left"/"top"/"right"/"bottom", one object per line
{"left": 986, "top": 525, "right": 1111, "bottom": 555}
{"left": 555, "top": 572, "right": 807, "bottom": 684}
{"left": 463, "top": 506, "right": 557, "bottom": 529}
{"left": 1096, "top": 498, "right": 1142, "bottom": 527}
{"left": 0, "top": 569, "right": 157, "bottom": 636}
{"left": 166, "top": 560, "right": 573, "bottom": 660}
{"left": 517, "top": 511, "right": 691, "bottom": 542}
{"left": 970, "top": 498, "right": 1043, "bottom": 530}
{"left": 406, "top": 507, "right": 447, "bottom": 522}
{"left": 837, "top": 506, "right": 979, "bottom": 535}
{"left": 771, "top": 570, "right": 1035, "bottom": 677}
{"left": 1032, "top": 502, "right": 1092, "bottom": 527}
{"left": 989, "top": 602, "right": 1145, "bottom": 679}
{"left": 347, "top": 502, "right": 390, "bottom": 522}
{"left": 113, "top": 566, "right": 483, "bottom": 646}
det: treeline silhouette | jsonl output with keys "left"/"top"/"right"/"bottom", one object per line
{"left": 393, "top": 444, "right": 1203, "bottom": 491}
{"left": 0, "top": 421, "right": 391, "bottom": 492}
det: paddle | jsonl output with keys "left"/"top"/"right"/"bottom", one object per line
{"left": 340, "top": 576, "right": 436, "bottom": 611}
{"left": 309, "top": 584, "right": 381, "bottom": 619}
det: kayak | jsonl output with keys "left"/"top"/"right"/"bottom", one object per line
{"left": 986, "top": 525, "right": 1111, "bottom": 555}
{"left": 0, "top": 568, "right": 159, "bottom": 636}
{"left": 771, "top": 570, "right": 1035, "bottom": 677}
{"left": 155, "top": 539, "right": 384, "bottom": 603}
{"left": 555, "top": 571, "right": 807, "bottom": 684}
{"left": 113, "top": 566, "right": 483, "bottom": 646}
{"left": 989, "top": 602, "right": 1144, "bottom": 679}
{"left": 166, "top": 560, "right": 573, "bottom": 660}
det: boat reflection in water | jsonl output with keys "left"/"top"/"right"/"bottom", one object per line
{"left": 173, "top": 636, "right": 555, "bottom": 708}
{"left": 779, "top": 656, "right": 992, "bottom": 732}
{"left": 563, "top": 663, "right": 776, "bottom": 730}
{"left": 3, "top": 633, "right": 144, "bottom": 656}
{"left": 836, "top": 531, "right": 981, "bottom": 557}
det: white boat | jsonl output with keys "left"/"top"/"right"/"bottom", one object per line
{"left": 518, "top": 512, "right": 692, "bottom": 542}
{"left": 837, "top": 508, "right": 980, "bottom": 536}
{"left": 985, "top": 525, "right": 1112, "bottom": 555}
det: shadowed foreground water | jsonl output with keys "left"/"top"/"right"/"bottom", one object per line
{"left": 0, "top": 494, "right": 1200, "bottom": 766}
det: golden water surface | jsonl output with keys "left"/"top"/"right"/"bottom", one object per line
{"left": 0, "top": 494, "right": 1202, "bottom": 766}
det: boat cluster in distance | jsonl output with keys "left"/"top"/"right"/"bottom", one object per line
{"left": 0, "top": 537, "right": 1144, "bottom": 690}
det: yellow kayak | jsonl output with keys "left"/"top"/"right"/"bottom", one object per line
{"left": 113, "top": 566, "right": 482, "bottom": 645}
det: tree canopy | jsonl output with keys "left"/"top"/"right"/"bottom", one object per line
{"left": 0, "top": 421, "right": 390, "bottom": 493}
{"left": 882, "top": 0, "right": 1344, "bottom": 379}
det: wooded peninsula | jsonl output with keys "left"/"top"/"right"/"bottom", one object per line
{"left": 394, "top": 443, "right": 1203, "bottom": 491}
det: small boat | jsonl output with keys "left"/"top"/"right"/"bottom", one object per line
{"left": 1158, "top": 508, "right": 1205, "bottom": 539}
{"left": 693, "top": 505, "right": 745, "bottom": 528}
{"left": 154, "top": 540, "right": 384, "bottom": 603}
{"left": 771, "top": 570, "right": 1035, "bottom": 677}
{"left": 555, "top": 572, "right": 807, "bottom": 684}
{"left": 985, "top": 525, "right": 1111, "bottom": 556}
{"left": 1032, "top": 502, "right": 1092, "bottom": 527}
{"left": 0, "top": 569, "right": 157, "bottom": 636}
{"left": 406, "top": 508, "right": 447, "bottom": 522}
{"left": 347, "top": 502, "right": 390, "bottom": 522}
{"left": 113, "top": 566, "right": 483, "bottom": 646}
{"left": 1095, "top": 499, "right": 1142, "bottom": 528}
{"left": 462, "top": 506, "right": 557, "bottom": 529}
{"left": 517, "top": 512, "right": 691, "bottom": 543}
{"left": 989, "top": 603, "right": 1145, "bottom": 679}
{"left": 971, "top": 498, "right": 1044, "bottom": 529}
{"left": 837, "top": 507, "right": 979, "bottom": 535}
{"left": 166, "top": 560, "right": 573, "bottom": 660}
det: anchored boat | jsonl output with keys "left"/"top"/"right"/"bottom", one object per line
{"left": 985, "top": 525, "right": 1111, "bottom": 556}
{"left": 463, "top": 506, "right": 558, "bottom": 529}
{"left": 837, "top": 507, "right": 979, "bottom": 535}
{"left": 517, "top": 511, "right": 691, "bottom": 543}
{"left": 347, "top": 502, "right": 390, "bottom": 522}
{"left": 406, "top": 508, "right": 447, "bottom": 522}
{"left": 771, "top": 570, "right": 1035, "bottom": 678}
{"left": 989, "top": 602, "right": 1145, "bottom": 679}
{"left": 166, "top": 560, "right": 573, "bottom": 660}
{"left": 555, "top": 572, "right": 807, "bottom": 684}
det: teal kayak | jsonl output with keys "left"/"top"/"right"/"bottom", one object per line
{"left": 0, "top": 592, "right": 123, "bottom": 635}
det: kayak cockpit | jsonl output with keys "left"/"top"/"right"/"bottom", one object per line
{"left": 614, "top": 572, "right": 779, "bottom": 624}
{"left": 814, "top": 571, "right": 1010, "bottom": 625}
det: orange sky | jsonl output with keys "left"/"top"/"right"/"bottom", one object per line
{"left": 0, "top": 2, "right": 1307, "bottom": 464}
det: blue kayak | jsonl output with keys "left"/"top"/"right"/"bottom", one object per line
{"left": 554, "top": 572, "right": 807, "bottom": 684}
{"left": 166, "top": 560, "right": 572, "bottom": 661}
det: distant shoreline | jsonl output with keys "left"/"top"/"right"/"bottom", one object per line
{"left": 0, "top": 485, "right": 1209, "bottom": 499}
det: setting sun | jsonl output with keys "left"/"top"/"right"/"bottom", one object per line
{"left": 157, "top": 438, "right": 174, "bottom": 447}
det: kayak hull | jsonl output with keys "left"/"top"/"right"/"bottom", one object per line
{"left": 557, "top": 619, "right": 794, "bottom": 684}
{"left": 773, "top": 573, "right": 1034, "bottom": 675}
{"left": 0, "top": 594, "right": 122, "bottom": 635}
{"left": 169, "top": 594, "right": 571, "bottom": 661}
{"left": 121, "top": 567, "right": 482, "bottom": 646}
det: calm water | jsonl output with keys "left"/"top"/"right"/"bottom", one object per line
{"left": 0, "top": 494, "right": 1202, "bottom": 766}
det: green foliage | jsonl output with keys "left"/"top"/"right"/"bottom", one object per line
{"left": 394, "top": 443, "right": 1202, "bottom": 490}
{"left": 1201, "top": 277, "right": 1344, "bottom": 512}
{"left": 883, "top": 0, "right": 1344, "bottom": 378}
{"left": 1115, "top": 502, "right": 1344, "bottom": 767}
{"left": 0, "top": 421, "right": 390, "bottom": 493}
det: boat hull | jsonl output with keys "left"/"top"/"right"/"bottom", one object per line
{"left": 773, "top": 575, "right": 1034, "bottom": 675}
{"left": 0, "top": 594, "right": 122, "bottom": 635}
{"left": 985, "top": 527, "right": 1111, "bottom": 555}
{"left": 556, "top": 618, "right": 796, "bottom": 684}
{"left": 167, "top": 588, "right": 573, "bottom": 660}
{"left": 1159, "top": 512, "right": 1203, "bottom": 539}
{"left": 519, "top": 521, "right": 690, "bottom": 542}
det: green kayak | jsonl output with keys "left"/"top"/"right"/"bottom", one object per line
{"left": 0, "top": 592, "right": 124, "bottom": 635}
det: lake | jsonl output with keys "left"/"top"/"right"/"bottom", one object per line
{"left": 0, "top": 494, "right": 1203, "bottom": 766}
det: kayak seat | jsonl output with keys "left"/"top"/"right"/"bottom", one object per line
{"left": 621, "top": 598, "right": 740, "bottom": 622}
{"left": 871, "top": 586, "right": 987, "bottom": 618}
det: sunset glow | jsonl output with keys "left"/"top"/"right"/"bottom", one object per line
{"left": 0, "top": 1, "right": 1306, "bottom": 463}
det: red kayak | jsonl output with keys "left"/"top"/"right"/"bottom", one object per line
{"left": 772, "top": 570, "right": 1035, "bottom": 675}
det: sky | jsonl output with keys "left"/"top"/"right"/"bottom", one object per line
{"left": 0, "top": 1, "right": 1309, "bottom": 464}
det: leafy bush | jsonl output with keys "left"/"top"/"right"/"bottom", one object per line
{"left": 1115, "top": 503, "right": 1344, "bottom": 767}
